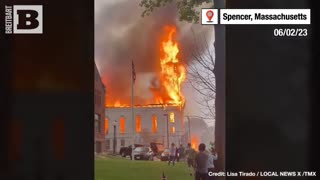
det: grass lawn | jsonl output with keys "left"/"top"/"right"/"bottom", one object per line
{"left": 95, "top": 156, "right": 194, "bottom": 180}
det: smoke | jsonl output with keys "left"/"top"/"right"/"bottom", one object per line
{"left": 95, "top": 0, "right": 213, "bottom": 104}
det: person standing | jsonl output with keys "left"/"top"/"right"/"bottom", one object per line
{"left": 194, "top": 143, "right": 208, "bottom": 180}
{"left": 207, "top": 148, "right": 218, "bottom": 180}
{"left": 178, "top": 144, "right": 185, "bottom": 161}
{"left": 168, "top": 143, "right": 176, "bottom": 166}
{"left": 175, "top": 146, "right": 180, "bottom": 162}
{"left": 185, "top": 143, "right": 196, "bottom": 176}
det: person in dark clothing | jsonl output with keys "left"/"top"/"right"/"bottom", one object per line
{"left": 175, "top": 147, "right": 180, "bottom": 162}
{"left": 178, "top": 144, "right": 185, "bottom": 161}
{"left": 194, "top": 143, "right": 208, "bottom": 180}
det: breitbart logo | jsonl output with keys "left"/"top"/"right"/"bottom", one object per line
{"left": 5, "top": 5, "right": 43, "bottom": 34}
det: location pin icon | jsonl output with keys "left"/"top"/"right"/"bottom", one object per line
{"left": 206, "top": 10, "right": 214, "bottom": 21}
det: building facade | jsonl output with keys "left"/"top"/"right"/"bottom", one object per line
{"left": 105, "top": 105, "right": 185, "bottom": 153}
{"left": 94, "top": 63, "right": 106, "bottom": 153}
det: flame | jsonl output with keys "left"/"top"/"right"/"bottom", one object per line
{"left": 159, "top": 26, "right": 186, "bottom": 106}
{"left": 111, "top": 100, "right": 129, "bottom": 107}
{"left": 191, "top": 135, "right": 199, "bottom": 151}
{"left": 105, "top": 26, "right": 185, "bottom": 108}
{"left": 114, "top": 100, "right": 120, "bottom": 107}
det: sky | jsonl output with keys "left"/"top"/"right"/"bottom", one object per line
{"left": 95, "top": 0, "right": 215, "bottom": 127}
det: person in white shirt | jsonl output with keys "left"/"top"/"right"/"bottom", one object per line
{"left": 207, "top": 147, "right": 218, "bottom": 180}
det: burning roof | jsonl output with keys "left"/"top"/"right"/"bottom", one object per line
{"left": 106, "top": 26, "right": 185, "bottom": 108}
{"left": 95, "top": 0, "right": 213, "bottom": 109}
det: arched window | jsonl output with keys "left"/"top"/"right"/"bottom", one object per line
{"left": 119, "top": 117, "right": 125, "bottom": 134}
{"left": 136, "top": 115, "right": 141, "bottom": 133}
{"left": 169, "top": 112, "right": 175, "bottom": 123}
{"left": 151, "top": 115, "right": 157, "bottom": 133}
{"left": 104, "top": 118, "right": 109, "bottom": 134}
{"left": 170, "top": 126, "right": 175, "bottom": 134}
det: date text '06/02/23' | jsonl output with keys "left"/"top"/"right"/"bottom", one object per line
{"left": 274, "top": 28, "right": 308, "bottom": 37}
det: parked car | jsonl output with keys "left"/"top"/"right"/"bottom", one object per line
{"left": 133, "top": 147, "right": 154, "bottom": 160}
{"left": 146, "top": 148, "right": 155, "bottom": 160}
{"left": 119, "top": 145, "right": 132, "bottom": 158}
{"left": 150, "top": 142, "right": 164, "bottom": 155}
{"left": 160, "top": 148, "right": 170, "bottom": 161}
{"left": 119, "top": 144, "right": 143, "bottom": 159}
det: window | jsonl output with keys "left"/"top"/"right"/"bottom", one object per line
{"left": 119, "top": 117, "right": 125, "bottom": 134}
{"left": 106, "top": 139, "right": 110, "bottom": 150}
{"left": 95, "top": 113, "right": 101, "bottom": 133}
{"left": 104, "top": 118, "right": 109, "bottom": 134}
{"left": 169, "top": 112, "right": 174, "bottom": 123}
{"left": 170, "top": 126, "right": 175, "bottom": 134}
{"left": 94, "top": 113, "right": 100, "bottom": 121}
{"left": 121, "top": 139, "right": 125, "bottom": 147}
{"left": 151, "top": 115, "right": 157, "bottom": 133}
{"left": 136, "top": 115, "right": 141, "bottom": 133}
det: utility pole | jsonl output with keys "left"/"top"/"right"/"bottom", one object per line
{"left": 187, "top": 116, "right": 191, "bottom": 143}
{"left": 164, "top": 114, "right": 169, "bottom": 147}
{"left": 113, "top": 120, "right": 117, "bottom": 155}
{"left": 131, "top": 60, "right": 135, "bottom": 161}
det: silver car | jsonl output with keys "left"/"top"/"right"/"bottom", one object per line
{"left": 133, "top": 147, "right": 154, "bottom": 160}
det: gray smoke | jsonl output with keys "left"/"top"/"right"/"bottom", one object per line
{"left": 95, "top": 0, "right": 213, "bottom": 104}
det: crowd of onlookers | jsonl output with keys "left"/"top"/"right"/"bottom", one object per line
{"left": 167, "top": 142, "right": 218, "bottom": 180}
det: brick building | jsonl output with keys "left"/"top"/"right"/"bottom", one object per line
{"left": 94, "top": 63, "right": 106, "bottom": 153}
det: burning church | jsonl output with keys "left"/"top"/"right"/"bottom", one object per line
{"left": 95, "top": 0, "right": 214, "bottom": 153}
{"left": 104, "top": 26, "right": 187, "bottom": 152}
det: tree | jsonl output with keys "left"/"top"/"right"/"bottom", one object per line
{"left": 186, "top": 32, "right": 216, "bottom": 120}
{"left": 187, "top": 26, "right": 225, "bottom": 176}
{"left": 140, "top": 0, "right": 212, "bottom": 23}
{"left": 139, "top": 0, "right": 225, "bottom": 175}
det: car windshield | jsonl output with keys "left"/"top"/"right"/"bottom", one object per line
{"left": 135, "top": 147, "right": 148, "bottom": 152}
{"left": 164, "top": 149, "right": 170, "bottom": 153}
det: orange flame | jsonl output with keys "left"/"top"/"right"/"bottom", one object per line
{"left": 112, "top": 100, "right": 129, "bottom": 107}
{"left": 191, "top": 135, "right": 199, "bottom": 151}
{"left": 105, "top": 26, "right": 185, "bottom": 108}
{"left": 159, "top": 26, "right": 186, "bottom": 106}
